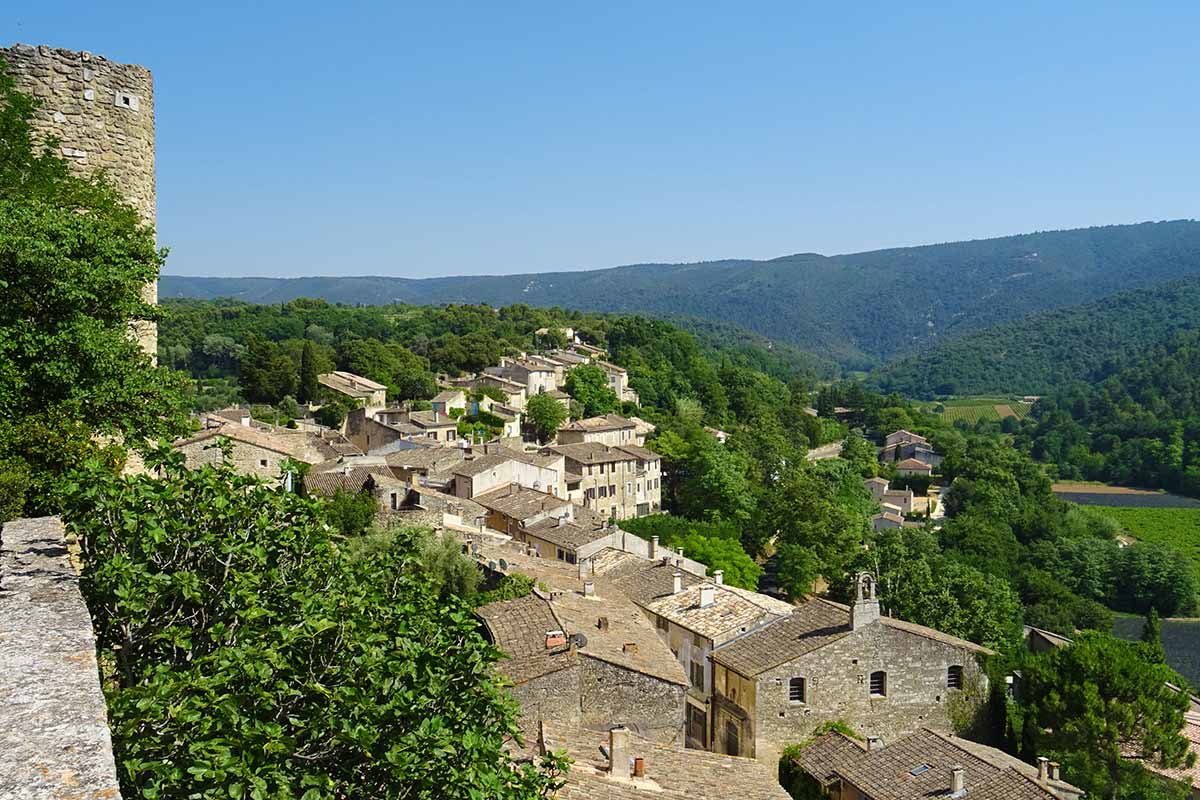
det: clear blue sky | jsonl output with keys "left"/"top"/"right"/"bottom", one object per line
{"left": 9, "top": 2, "right": 1199, "bottom": 278}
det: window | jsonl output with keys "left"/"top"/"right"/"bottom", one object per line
{"left": 724, "top": 721, "right": 740, "bottom": 756}
{"left": 556, "top": 548, "right": 565, "bottom": 561}
{"left": 788, "top": 676, "right": 807, "bottom": 703}
{"left": 390, "top": 492, "right": 398, "bottom": 511}
{"left": 869, "top": 670, "right": 887, "bottom": 697}
{"left": 259, "top": 459, "right": 268, "bottom": 468}
{"left": 447, "top": 429, "right": 456, "bottom": 441}
{"left": 657, "top": 615, "right": 669, "bottom": 632}
{"left": 599, "top": 486, "right": 607, "bottom": 498}
{"left": 947, "top": 665, "right": 964, "bottom": 690}
{"left": 626, "top": 482, "right": 632, "bottom": 494}
{"left": 599, "top": 463, "right": 606, "bottom": 474}
{"left": 609, "top": 484, "right": 616, "bottom": 496}
{"left": 690, "top": 660, "right": 705, "bottom": 689}
{"left": 693, "top": 631, "right": 705, "bottom": 650}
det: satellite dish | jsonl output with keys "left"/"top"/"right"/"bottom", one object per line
{"left": 572, "top": 633, "right": 588, "bottom": 649}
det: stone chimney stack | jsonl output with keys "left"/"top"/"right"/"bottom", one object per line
{"left": 1048, "top": 762, "right": 1060, "bottom": 781}
{"left": 851, "top": 572, "right": 881, "bottom": 630}
{"left": 672, "top": 572, "right": 683, "bottom": 595}
{"left": 699, "top": 584, "right": 715, "bottom": 608}
{"left": 950, "top": 766, "right": 965, "bottom": 795}
{"left": 713, "top": 569, "right": 724, "bottom": 585}
{"left": 583, "top": 580, "right": 595, "bottom": 597}
{"left": 1037, "top": 757, "right": 1049, "bottom": 781}
{"left": 649, "top": 535, "right": 658, "bottom": 560}
{"left": 866, "top": 736, "right": 883, "bottom": 752}
{"left": 609, "top": 726, "right": 630, "bottom": 778}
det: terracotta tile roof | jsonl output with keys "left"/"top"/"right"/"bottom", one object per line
{"left": 1130, "top": 712, "right": 1200, "bottom": 789}
{"left": 524, "top": 510, "right": 611, "bottom": 551}
{"left": 318, "top": 370, "right": 386, "bottom": 396}
{"left": 791, "top": 732, "right": 867, "bottom": 784}
{"left": 382, "top": 446, "right": 464, "bottom": 472}
{"left": 432, "top": 390, "right": 464, "bottom": 403}
{"left": 453, "top": 446, "right": 561, "bottom": 478}
{"left": 476, "top": 594, "right": 576, "bottom": 684}
{"left": 561, "top": 414, "right": 637, "bottom": 433}
{"left": 542, "top": 721, "right": 789, "bottom": 800}
{"left": 546, "top": 442, "right": 659, "bottom": 465}
{"left": 304, "top": 466, "right": 402, "bottom": 498}
{"left": 713, "top": 598, "right": 990, "bottom": 677}
{"left": 407, "top": 410, "right": 457, "bottom": 429}
{"left": 174, "top": 423, "right": 339, "bottom": 465}
{"left": 612, "top": 562, "right": 790, "bottom": 642}
{"left": 474, "top": 484, "right": 569, "bottom": 521}
{"left": 823, "top": 728, "right": 1073, "bottom": 800}
{"left": 895, "top": 458, "right": 933, "bottom": 471}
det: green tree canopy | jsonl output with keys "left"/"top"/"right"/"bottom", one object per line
{"left": 524, "top": 393, "right": 567, "bottom": 444}
{"left": 564, "top": 363, "right": 619, "bottom": 418}
{"left": 61, "top": 446, "right": 566, "bottom": 798}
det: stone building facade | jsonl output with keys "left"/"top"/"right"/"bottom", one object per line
{"left": 711, "top": 577, "right": 991, "bottom": 770}
{"left": 1, "top": 43, "right": 157, "bottom": 355}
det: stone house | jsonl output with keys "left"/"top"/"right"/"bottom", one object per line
{"left": 540, "top": 720, "right": 789, "bottom": 800}
{"left": 486, "top": 358, "right": 558, "bottom": 396}
{"left": 452, "top": 446, "right": 567, "bottom": 499}
{"left": 895, "top": 458, "right": 933, "bottom": 477}
{"left": 173, "top": 422, "right": 344, "bottom": 482}
{"left": 792, "top": 727, "right": 1082, "bottom": 800}
{"left": 471, "top": 374, "right": 528, "bottom": 410}
{"left": 864, "top": 477, "right": 890, "bottom": 502}
{"left": 613, "top": 562, "right": 793, "bottom": 750}
{"left": 303, "top": 460, "right": 410, "bottom": 516}
{"left": 871, "top": 511, "right": 906, "bottom": 531}
{"left": 593, "top": 359, "right": 639, "bottom": 404}
{"left": 710, "top": 575, "right": 992, "bottom": 769}
{"left": 546, "top": 442, "right": 662, "bottom": 520}
{"left": 570, "top": 341, "right": 607, "bottom": 359}
{"left": 557, "top": 414, "right": 640, "bottom": 447}
{"left": 881, "top": 430, "right": 943, "bottom": 469}
{"left": 477, "top": 591, "right": 689, "bottom": 747}
{"left": 473, "top": 484, "right": 573, "bottom": 539}
{"left": 318, "top": 370, "right": 388, "bottom": 411}
{"left": 430, "top": 389, "right": 466, "bottom": 415}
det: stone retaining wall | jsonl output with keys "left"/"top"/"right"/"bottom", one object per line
{"left": 0, "top": 516, "right": 123, "bottom": 799}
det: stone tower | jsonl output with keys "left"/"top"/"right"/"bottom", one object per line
{"left": 1, "top": 43, "right": 158, "bottom": 355}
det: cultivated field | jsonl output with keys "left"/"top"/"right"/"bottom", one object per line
{"left": 921, "top": 396, "right": 1033, "bottom": 424}
{"left": 1088, "top": 506, "right": 1200, "bottom": 583}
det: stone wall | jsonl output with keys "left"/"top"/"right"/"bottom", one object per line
{"left": 1, "top": 43, "right": 157, "bottom": 356}
{"left": 509, "top": 665, "right": 583, "bottom": 735}
{"left": 716, "top": 622, "right": 988, "bottom": 768}
{"left": 0, "top": 516, "right": 123, "bottom": 798}
{"left": 175, "top": 437, "right": 291, "bottom": 483}
{"left": 579, "top": 654, "right": 687, "bottom": 745}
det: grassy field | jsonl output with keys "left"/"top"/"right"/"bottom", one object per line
{"left": 919, "top": 396, "right": 1033, "bottom": 424}
{"left": 1090, "top": 506, "right": 1200, "bottom": 582}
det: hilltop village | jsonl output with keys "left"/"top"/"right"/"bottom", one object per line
{"left": 163, "top": 332, "right": 1099, "bottom": 800}
{"left": 4, "top": 39, "right": 1200, "bottom": 800}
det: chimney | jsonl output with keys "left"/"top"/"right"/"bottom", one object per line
{"left": 1048, "top": 762, "right": 1060, "bottom": 781}
{"left": 851, "top": 572, "right": 881, "bottom": 630}
{"left": 583, "top": 580, "right": 595, "bottom": 597}
{"left": 597, "top": 616, "right": 610, "bottom": 631}
{"left": 649, "top": 535, "right": 658, "bottom": 559}
{"left": 950, "top": 766, "right": 965, "bottom": 796}
{"left": 699, "top": 584, "right": 716, "bottom": 608}
{"left": 609, "top": 726, "right": 630, "bottom": 778}
{"left": 633, "top": 757, "right": 645, "bottom": 778}
{"left": 673, "top": 572, "right": 683, "bottom": 595}
{"left": 713, "top": 569, "right": 724, "bottom": 586}
{"left": 866, "top": 736, "right": 883, "bottom": 752}
{"left": 623, "top": 642, "right": 638, "bottom": 655}
{"left": 545, "top": 630, "right": 567, "bottom": 649}
{"left": 239, "top": 412, "right": 251, "bottom": 427}
{"left": 1037, "top": 757, "right": 1049, "bottom": 782}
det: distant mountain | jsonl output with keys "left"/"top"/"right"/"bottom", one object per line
{"left": 161, "top": 220, "right": 1200, "bottom": 367}
{"left": 868, "top": 277, "right": 1200, "bottom": 397}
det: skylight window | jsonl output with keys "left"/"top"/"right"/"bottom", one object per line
{"left": 909, "top": 763, "right": 931, "bottom": 776}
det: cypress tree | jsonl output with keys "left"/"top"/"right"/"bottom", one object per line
{"left": 298, "top": 340, "right": 319, "bottom": 404}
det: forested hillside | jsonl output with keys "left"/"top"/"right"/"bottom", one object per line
{"left": 161, "top": 220, "right": 1200, "bottom": 367}
{"left": 870, "top": 277, "right": 1200, "bottom": 397}
{"left": 158, "top": 298, "right": 835, "bottom": 441}
{"left": 1016, "top": 330, "right": 1200, "bottom": 496}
